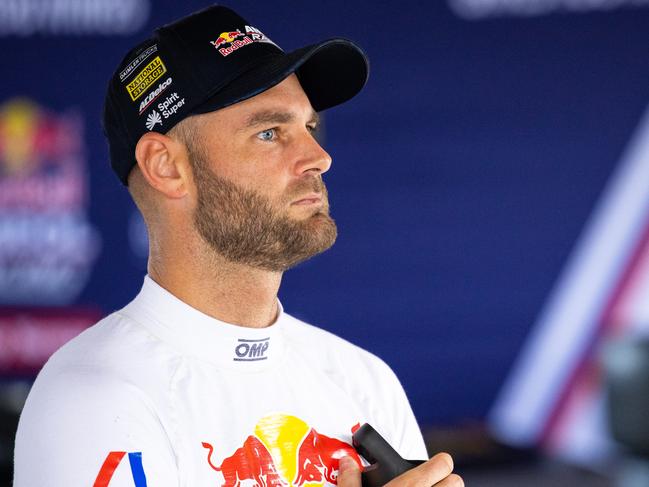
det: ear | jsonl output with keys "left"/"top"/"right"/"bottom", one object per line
{"left": 134, "top": 132, "right": 191, "bottom": 199}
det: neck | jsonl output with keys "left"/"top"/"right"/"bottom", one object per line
{"left": 147, "top": 232, "right": 282, "bottom": 329}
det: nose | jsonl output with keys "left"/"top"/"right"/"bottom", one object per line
{"left": 293, "top": 130, "right": 332, "bottom": 176}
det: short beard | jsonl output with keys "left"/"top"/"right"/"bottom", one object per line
{"left": 190, "top": 145, "right": 337, "bottom": 272}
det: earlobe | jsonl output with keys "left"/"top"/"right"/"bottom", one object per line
{"left": 135, "top": 132, "right": 189, "bottom": 198}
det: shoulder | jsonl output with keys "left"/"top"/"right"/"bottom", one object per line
{"left": 29, "top": 308, "right": 182, "bottom": 411}
{"left": 282, "top": 313, "right": 381, "bottom": 360}
{"left": 16, "top": 309, "right": 181, "bottom": 461}
{"left": 281, "top": 312, "right": 402, "bottom": 387}
{"left": 15, "top": 310, "right": 180, "bottom": 486}
{"left": 280, "top": 313, "right": 427, "bottom": 458}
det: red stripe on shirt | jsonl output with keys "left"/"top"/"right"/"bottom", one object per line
{"left": 93, "top": 451, "right": 126, "bottom": 487}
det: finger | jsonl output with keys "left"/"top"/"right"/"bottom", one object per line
{"left": 433, "top": 473, "right": 464, "bottom": 487}
{"left": 385, "top": 452, "right": 454, "bottom": 487}
{"left": 337, "top": 455, "right": 361, "bottom": 487}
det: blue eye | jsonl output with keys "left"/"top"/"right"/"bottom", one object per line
{"left": 257, "top": 129, "right": 276, "bottom": 141}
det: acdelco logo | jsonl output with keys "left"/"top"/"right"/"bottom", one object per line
{"left": 234, "top": 338, "right": 269, "bottom": 362}
{"left": 138, "top": 77, "right": 172, "bottom": 114}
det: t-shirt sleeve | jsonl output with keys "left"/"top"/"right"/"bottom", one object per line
{"left": 379, "top": 362, "right": 429, "bottom": 461}
{"left": 14, "top": 365, "right": 178, "bottom": 486}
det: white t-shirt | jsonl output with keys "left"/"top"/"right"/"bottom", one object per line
{"left": 14, "top": 276, "right": 427, "bottom": 486}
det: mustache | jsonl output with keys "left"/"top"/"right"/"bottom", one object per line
{"left": 284, "top": 176, "right": 327, "bottom": 201}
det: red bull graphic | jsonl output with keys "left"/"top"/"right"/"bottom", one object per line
{"left": 203, "top": 435, "right": 287, "bottom": 487}
{"left": 211, "top": 30, "right": 246, "bottom": 46}
{"left": 0, "top": 98, "right": 100, "bottom": 305}
{"left": 293, "top": 427, "right": 360, "bottom": 485}
{"left": 202, "top": 413, "right": 362, "bottom": 487}
{"left": 209, "top": 25, "right": 279, "bottom": 57}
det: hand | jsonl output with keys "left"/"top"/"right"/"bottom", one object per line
{"left": 338, "top": 452, "right": 463, "bottom": 487}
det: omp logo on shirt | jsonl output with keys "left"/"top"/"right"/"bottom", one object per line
{"left": 234, "top": 338, "right": 269, "bottom": 361}
{"left": 126, "top": 56, "right": 167, "bottom": 102}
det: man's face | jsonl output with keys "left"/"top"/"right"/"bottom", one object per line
{"left": 187, "top": 74, "right": 337, "bottom": 272}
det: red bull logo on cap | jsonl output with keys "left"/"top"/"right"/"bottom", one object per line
{"left": 209, "top": 25, "right": 280, "bottom": 57}
{"left": 202, "top": 413, "right": 362, "bottom": 487}
{"left": 211, "top": 30, "right": 246, "bottom": 46}
{"left": 210, "top": 29, "right": 251, "bottom": 57}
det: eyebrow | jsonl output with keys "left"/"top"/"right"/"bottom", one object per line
{"left": 242, "top": 109, "right": 320, "bottom": 130}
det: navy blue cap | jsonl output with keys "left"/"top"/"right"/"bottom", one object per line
{"left": 103, "top": 5, "right": 369, "bottom": 185}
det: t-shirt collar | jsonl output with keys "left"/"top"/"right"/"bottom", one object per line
{"left": 122, "top": 275, "right": 285, "bottom": 370}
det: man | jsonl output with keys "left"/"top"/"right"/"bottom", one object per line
{"left": 14, "top": 5, "right": 462, "bottom": 487}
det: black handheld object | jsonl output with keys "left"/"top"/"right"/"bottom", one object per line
{"left": 352, "top": 423, "right": 425, "bottom": 487}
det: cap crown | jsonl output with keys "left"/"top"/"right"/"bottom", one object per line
{"left": 103, "top": 6, "right": 283, "bottom": 184}
{"left": 103, "top": 5, "right": 369, "bottom": 185}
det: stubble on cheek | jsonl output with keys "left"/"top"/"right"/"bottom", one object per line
{"left": 193, "top": 164, "right": 337, "bottom": 272}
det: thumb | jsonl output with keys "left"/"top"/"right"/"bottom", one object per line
{"left": 337, "top": 456, "right": 361, "bottom": 487}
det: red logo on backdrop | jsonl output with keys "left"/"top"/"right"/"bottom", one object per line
{"left": 0, "top": 99, "right": 82, "bottom": 207}
{"left": 0, "top": 99, "right": 100, "bottom": 305}
{"left": 202, "top": 414, "right": 362, "bottom": 487}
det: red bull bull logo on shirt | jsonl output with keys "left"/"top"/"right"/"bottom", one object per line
{"left": 203, "top": 435, "right": 287, "bottom": 487}
{"left": 202, "top": 413, "right": 362, "bottom": 487}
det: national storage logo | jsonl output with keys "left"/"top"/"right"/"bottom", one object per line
{"left": 126, "top": 56, "right": 166, "bottom": 101}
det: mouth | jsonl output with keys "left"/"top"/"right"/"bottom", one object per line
{"left": 291, "top": 193, "right": 323, "bottom": 206}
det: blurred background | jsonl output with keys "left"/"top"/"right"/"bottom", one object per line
{"left": 2, "top": 0, "right": 649, "bottom": 485}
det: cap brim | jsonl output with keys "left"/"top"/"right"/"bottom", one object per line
{"left": 192, "top": 39, "right": 369, "bottom": 114}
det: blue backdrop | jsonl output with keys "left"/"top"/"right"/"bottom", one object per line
{"left": 2, "top": 0, "right": 649, "bottom": 428}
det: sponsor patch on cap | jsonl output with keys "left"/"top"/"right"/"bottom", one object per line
{"left": 210, "top": 25, "right": 280, "bottom": 57}
{"left": 138, "top": 77, "right": 173, "bottom": 114}
{"left": 143, "top": 91, "right": 187, "bottom": 130}
{"left": 145, "top": 110, "right": 162, "bottom": 131}
{"left": 119, "top": 44, "right": 158, "bottom": 83}
{"left": 126, "top": 56, "right": 167, "bottom": 102}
